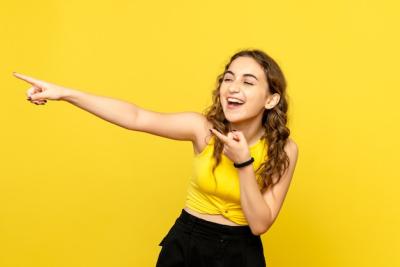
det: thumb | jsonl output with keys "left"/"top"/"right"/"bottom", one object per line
{"left": 230, "top": 130, "right": 241, "bottom": 142}
{"left": 233, "top": 131, "right": 246, "bottom": 143}
{"left": 30, "top": 92, "right": 47, "bottom": 101}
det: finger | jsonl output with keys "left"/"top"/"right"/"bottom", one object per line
{"left": 231, "top": 130, "right": 240, "bottom": 138}
{"left": 31, "top": 101, "right": 46, "bottom": 105}
{"left": 227, "top": 132, "right": 237, "bottom": 142}
{"left": 27, "top": 87, "right": 35, "bottom": 97}
{"left": 209, "top": 128, "right": 229, "bottom": 143}
{"left": 30, "top": 90, "right": 48, "bottom": 101}
{"left": 30, "top": 95, "right": 46, "bottom": 101}
{"left": 26, "top": 86, "right": 40, "bottom": 98}
{"left": 234, "top": 131, "right": 248, "bottom": 144}
{"left": 13, "top": 72, "right": 45, "bottom": 87}
{"left": 228, "top": 131, "right": 241, "bottom": 142}
{"left": 28, "top": 97, "right": 47, "bottom": 104}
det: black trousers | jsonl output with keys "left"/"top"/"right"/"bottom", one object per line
{"left": 156, "top": 209, "right": 267, "bottom": 267}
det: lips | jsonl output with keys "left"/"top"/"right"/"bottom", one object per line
{"left": 225, "top": 98, "right": 245, "bottom": 110}
{"left": 226, "top": 97, "right": 245, "bottom": 104}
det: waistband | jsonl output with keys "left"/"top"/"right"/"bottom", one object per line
{"left": 176, "top": 209, "right": 255, "bottom": 237}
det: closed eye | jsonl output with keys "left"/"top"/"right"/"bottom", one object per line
{"left": 223, "top": 78, "right": 253, "bottom": 86}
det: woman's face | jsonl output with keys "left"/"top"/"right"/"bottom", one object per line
{"left": 219, "top": 56, "right": 270, "bottom": 124}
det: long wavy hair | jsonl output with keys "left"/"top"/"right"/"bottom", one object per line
{"left": 202, "top": 49, "right": 291, "bottom": 190}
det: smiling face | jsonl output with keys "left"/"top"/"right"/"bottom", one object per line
{"left": 219, "top": 56, "right": 271, "bottom": 124}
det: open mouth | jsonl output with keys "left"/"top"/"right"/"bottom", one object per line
{"left": 226, "top": 97, "right": 245, "bottom": 109}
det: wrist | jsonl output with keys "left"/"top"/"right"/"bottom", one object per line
{"left": 60, "top": 88, "right": 80, "bottom": 102}
{"left": 236, "top": 163, "right": 254, "bottom": 172}
{"left": 233, "top": 157, "right": 254, "bottom": 169}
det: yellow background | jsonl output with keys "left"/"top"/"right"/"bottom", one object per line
{"left": 1, "top": 0, "right": 399, "bottom": 266}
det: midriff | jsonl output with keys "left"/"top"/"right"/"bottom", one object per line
{"left": 183, "top": 206, "right": 242, "bottom": 226}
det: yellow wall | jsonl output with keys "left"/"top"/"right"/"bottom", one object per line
{"left": 1, "top": 0, "right": 399, "bottom": 266}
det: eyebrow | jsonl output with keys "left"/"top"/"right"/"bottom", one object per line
{"left": 223, "top": 70, "right": 259, "bottom": 81}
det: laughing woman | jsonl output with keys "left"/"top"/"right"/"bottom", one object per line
{"left": 14, "top": 49, "right": 298, "bottom": 267}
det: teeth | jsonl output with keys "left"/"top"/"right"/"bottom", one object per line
{"left": 227, "top": 97, "right": 244, "bottom": 104}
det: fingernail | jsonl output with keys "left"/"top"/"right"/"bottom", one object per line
{"left": 209, "top": 128, "right": 213, "bottom": 132}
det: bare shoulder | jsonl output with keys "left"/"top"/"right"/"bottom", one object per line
{"left": 284, "top": 138, "right": 299, "bottom": 167}
{"left": 192, "top": 113, "right": 214, "bottom": 155}
{"left": 285, "top": 138, "right": 299, "bottom": 155}
{"left": 267, "top": 137, "right": 299, "bottom": 186}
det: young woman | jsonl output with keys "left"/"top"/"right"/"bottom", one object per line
{"left": 14, "top": 49, "right": 298, "bottom": 267}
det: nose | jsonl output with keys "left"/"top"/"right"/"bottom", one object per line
{"left": 227, "top": 80, "right": 241, "bottom": 93}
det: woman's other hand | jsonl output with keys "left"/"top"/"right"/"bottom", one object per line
{"left": 209, "top": 128, "right": 251, "bottom": 164}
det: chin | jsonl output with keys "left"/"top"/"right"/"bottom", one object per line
{"left": 222, "top": 104, "right": 249, "bottom": 123}
{"left": 223, "top": 114, "right": 245, "bottom": 123}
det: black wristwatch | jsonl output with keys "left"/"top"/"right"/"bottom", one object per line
{"left": 233, "top": 157, "right": 254, "bottom": 168}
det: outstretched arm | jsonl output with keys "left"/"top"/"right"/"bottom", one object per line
{"left": 13, "top": 72, "right": 207, "bottom": 142}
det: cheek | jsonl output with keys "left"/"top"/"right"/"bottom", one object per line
{"left": 219, "top": 86, "right": 227, "bottom": 95}
{"left": 251, "top": 90, "right": 267, "bottom": 104}
{"left": 247, "top": 95, "right": 267, "bottom": 110}
{"left": 218, "top": 89, "right": 226, "bottom": 103}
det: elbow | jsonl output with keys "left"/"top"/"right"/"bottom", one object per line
{"left": 249, "top": 210, "right": 275, "bottom": 236}
{"left": 249, "top": 221, "right": 272, "bottom": 236}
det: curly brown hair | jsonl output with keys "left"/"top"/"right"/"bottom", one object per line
{"left": 202, "top": 49, "right": 291, "bottom": 190}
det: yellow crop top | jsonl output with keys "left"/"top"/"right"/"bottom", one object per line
{"left": 185, "top": 135, "right": 267, "bottom": 225}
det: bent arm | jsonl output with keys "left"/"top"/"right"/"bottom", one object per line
{"left": 239, "top": 139, "right": 299, "bottom": 235}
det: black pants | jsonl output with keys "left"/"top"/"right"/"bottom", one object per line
{"left": 156, "top": 209, "right": 267, "bottom": 267}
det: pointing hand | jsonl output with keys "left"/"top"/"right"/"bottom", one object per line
{"left": 13, "top": 72, "right": 68, "bottom": 105}
{"left": 209, "top": 128, "right": 251, "bottom": 164}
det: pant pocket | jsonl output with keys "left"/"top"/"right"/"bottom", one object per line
{"left": 156, "top": 230, "right": 186, "bottom": 267}
{"left": 158, "top": 223, "right": 179, "bottom": 246}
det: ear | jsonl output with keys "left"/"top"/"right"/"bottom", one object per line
{"left": 264, "top": 93, "right": 280, "bottom": 110}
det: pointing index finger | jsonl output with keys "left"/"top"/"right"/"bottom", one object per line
{"left": 210, "top": 128, "right": 229, "bottom": 143}
{"left": 13, "top": 72, "right": 45, "bottom": 87}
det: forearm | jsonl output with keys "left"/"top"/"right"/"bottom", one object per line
{"left": 61, "top": 88, "right": 139, "bottom": 130}
{"left": 238, "top": 165, "right": 272, "bottom": 235}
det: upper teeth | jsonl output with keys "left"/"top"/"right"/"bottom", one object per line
{"left": 227, "top": 97, "right": 244, "bottom": 104}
